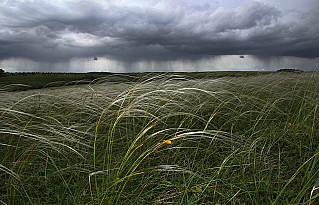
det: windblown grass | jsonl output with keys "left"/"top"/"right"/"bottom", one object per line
{"left": 0, "top": 72, "right": 318, "bottom": 204}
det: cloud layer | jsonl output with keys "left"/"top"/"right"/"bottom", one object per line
{"left": 0, "top": 0, "right": 319, "bottom": 64}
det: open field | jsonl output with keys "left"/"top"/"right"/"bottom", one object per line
{"left": 0, "top": 71, "right": 271, "bottom": 91}
{"left": 0, "top": 72, "right": 318, "bottom": 204}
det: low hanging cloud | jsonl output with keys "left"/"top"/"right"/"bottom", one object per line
{"left": 0, "top": 0, "right": 319, "bottom": 64}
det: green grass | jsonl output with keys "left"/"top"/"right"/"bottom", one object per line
{"left": 0, "top": 71, "right": 271, "bottom": 91}
{"left": 0, "top": 72, "right": 139, "bottom": 92}
{"left": 0, "top": 72, "right": 318, "bottom": 204}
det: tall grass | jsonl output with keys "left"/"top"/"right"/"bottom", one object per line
{"left": 1, "top": 73, "right": 318, "bottom": 204}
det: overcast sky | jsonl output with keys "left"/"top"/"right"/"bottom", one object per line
{"left": 0, "top": 0, "right": 318, "bottom": 72}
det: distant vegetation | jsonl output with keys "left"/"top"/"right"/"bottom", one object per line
{"left": 0, "top": 71, "right": 272, "bottom": 91}
{"left": 0, "top": 72, "right": 318, "bottom": 204}
{"left": 277, "top": 68, "right": 304, "bottom": 72}
{"left": 0, "top": 72, "right": 133, "bottom": 91}
{"left": 0, "top": 69, "right": 5, "bottom": 77}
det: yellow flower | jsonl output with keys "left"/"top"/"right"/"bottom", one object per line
{"left": 288, "top": 122, "right": 292, "bottom": 126}
{"left": 163, "top": 140, "right": 172, "bottom": 145}
{"left": 116, "top": 177, "right": 120, "bottom": 180}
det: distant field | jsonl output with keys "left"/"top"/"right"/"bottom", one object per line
{"left": 0, "top": 72, "right": 318, "bottom": 204}
{"left": 0, "top": 71, "right": 272, "bottom": 91}
{"left": 0, "top": 72, "right": 132, "bottom": 91}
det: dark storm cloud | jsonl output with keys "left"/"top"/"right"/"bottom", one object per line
{"left": 0, "top": 0, "right": 319, "bottom": 63}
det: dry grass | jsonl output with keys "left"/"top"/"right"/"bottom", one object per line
{"left": 1, "top": 72, "right": 318, "bottom": 204}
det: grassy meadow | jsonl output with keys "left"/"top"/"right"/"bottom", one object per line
{"left": 0, "top": 71, "right": 269, "bottom": 92}
{"left": 0, "top": 72, "right": 318, "bottom": 204}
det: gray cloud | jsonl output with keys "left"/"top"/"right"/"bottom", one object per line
{"left": 0, "top": 0, "right": 318, "bottom": 65}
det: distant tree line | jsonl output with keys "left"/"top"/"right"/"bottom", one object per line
{"left": 0, "top": 69, "right": 5, "bottom": 77}
{"left": 277, "top": 68, "right": 303, "bottom": 73}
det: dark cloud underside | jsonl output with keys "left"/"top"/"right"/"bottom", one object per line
{"left": 0, "top": 0, "right": 319, "bottom": 64}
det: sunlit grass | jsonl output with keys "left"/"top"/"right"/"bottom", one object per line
{"left": 1, "top": 72, "right": 318, "bottom": 204}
